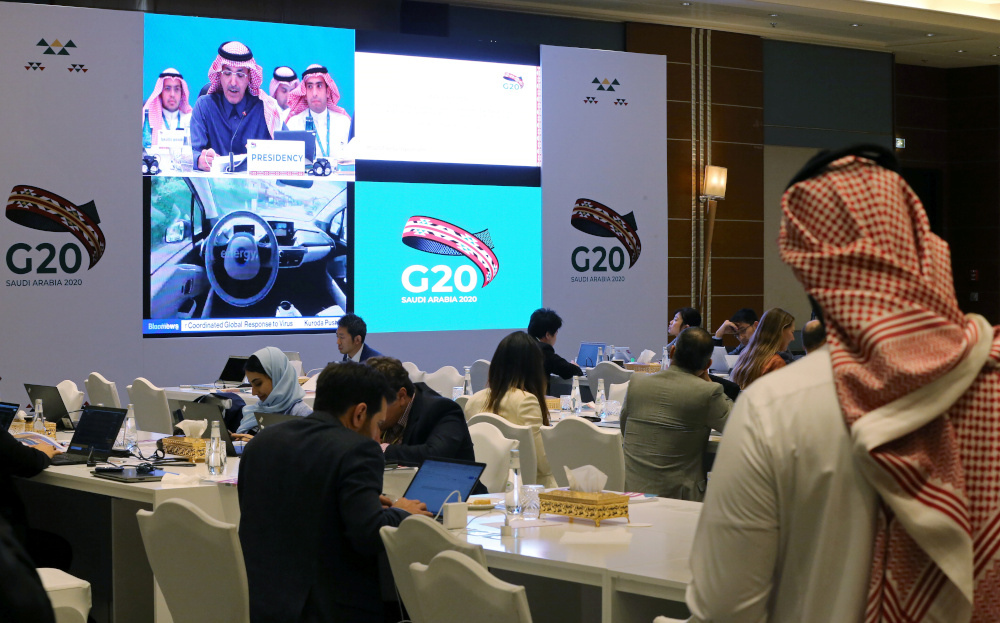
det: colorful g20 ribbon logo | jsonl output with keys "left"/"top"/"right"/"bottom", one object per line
{"left": 570, "top": 198, "right": 641, "bottom": 273}
{"left": 5, "top": 185, "right": 106, "bottom": 275}
{"left": 401, "top": 216, "right": 499, "bottom": 293}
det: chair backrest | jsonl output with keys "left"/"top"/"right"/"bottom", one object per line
{"left": 56, "top": 380, "right": 86, "bottom": 413}
{"left": 380, "top": 515, "right": 488, "bottom": 623}
{"left": 411, "top": 551, "right": 532, "bottom": 623}
{"left": 469, "top": 359, "right": 490, "bottom": 393}
{"left": 608, "top": 381, "right": 629, "bottom": 406}
{"left": 85, "top": 372, "right": 121, "bottom": 409}
{"left": 468, "top": 423, "right": 517, "bottom": 493}
{"left": 454, "top": 395, "right": 470, "bottom": 410}
{"left": 135, "top": 500, "right": 249, "bottom": 623}
{"left": 422, "top": 366, "right": 463, "bottom": 397}
{"left": 540, "top": 417, "right": 625, "bottom": 491}
{"left": 587, "top": 361, "right": 634, "bottom": 398}
{"left": 466, "top": 413, "right": 537, "bottom": 486}
{"left": 126, "top": 378, "right": 174, "bottom": 434}
{"left": 402, "top": 361, "right": 425, "bottom": 384}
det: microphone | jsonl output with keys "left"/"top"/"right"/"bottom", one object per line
{"left": 227, "top": 110, "right": 248, "bottom": 174}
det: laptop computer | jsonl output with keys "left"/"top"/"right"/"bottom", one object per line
{"left": 50, "top": 405, "right": 128, "bottom": 466}
{"left": 24, "top": 384, "right": 71, "bottom": 429}
{"left": 169, "top": 400, "right": 237, "bottom": 457}
{"left": 193, "top": 356, "right": 248, "bottom": 389}
{"left": 577, "top": 342, "right": 607, "bottom": 368}
{"left": 402, "top": 458, "right": 487, "bottom": 517}
{"left": 92, "top": 466, "right": 168, "bottom": 483}
{"left": 0, "top": 401, "right": 19, "bottom": 430}
{"left": 709, "top": 346, "right": 733, "bottom": 374}
{"left": 254, "top": 412, "right": 299, "bottom": 430}
{"left": 273, "top": 130, "right": 316, "bottom": 162}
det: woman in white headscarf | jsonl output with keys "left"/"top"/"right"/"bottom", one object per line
{"left": 233, "top": 347, "right": 311, "bottom": 437}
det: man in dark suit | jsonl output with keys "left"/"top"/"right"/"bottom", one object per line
{"left": 336, "top": 313, "right": 382, "bottom": 363}
{"left": 528, "top": 308, "right": 583, "bottom": 379}
{"left": 238, "top": 362, "right": 430, "bottom": 623}
{"left": 365, "top": 357, "right": 476, "bottom": 465}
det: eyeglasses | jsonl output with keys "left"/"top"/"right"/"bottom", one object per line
{"left": 221, "top": 70, "right": 248, "bottom": 79}
{"left": 736, "top": 324, "right": 753, "bottom": 336}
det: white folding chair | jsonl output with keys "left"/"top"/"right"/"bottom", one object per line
{"left": 402, "top": 361, "right": 425, "bottom": 384}
{"left": 85, "top": 372, "right": 121, "bottom": 408}
{"left": 469, "top": 423, "right": 517, "bottom": 493}
{"left": 469, "top": 359, "right": 490, "bottom": 393}
{"left": 466, "top": 413, "right": 538, "bottom": 486}
{"left": 587, "top": 361, "right": 633, "bottom": 399}
{"left": 381, "top": 515, "right": 488, "bottom": 623}
{"left": 541, "top": 417, "right": 625, "bottom": 491}
{"left": 422, "top": 366, "right": 463, "bottom": 397}
{"left": 37, "top": 568, "right": 91, "bottom": 623}
{"left": 411, "top": 551, "right": 532, "bottom": 623}
{"left": 126, "top": 378, "right": 174, "bottom": 434}
{"left": 136, "top": 499, "right": 249, "bottom": 623}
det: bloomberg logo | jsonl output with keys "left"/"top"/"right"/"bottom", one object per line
{"left": 400, "top": 216, "right": 499, "bottom": 293}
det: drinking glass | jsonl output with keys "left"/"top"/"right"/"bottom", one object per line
{"left": 451, "top": 386, "right": 464, "bottom": 400}
{"left": 559, "top": 395, "right": 572, "bottom": 411}
{"left": 521, "top": 485, "right": 544, "bottom": 520}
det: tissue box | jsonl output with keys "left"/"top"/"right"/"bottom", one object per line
{"left": 538, "top": 490, "right": 629, "bottom": 527}
{"left": 624, "top": 362, "right": 660, "bottom": 374}
{"left": 160, "top": 436, "right": 206, "bottom": 463}
{"left": 544, "top": 396, "right": 561, "bottom": 411}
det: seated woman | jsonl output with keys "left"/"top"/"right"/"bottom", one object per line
{"left": 463, "top": 331, "right": 557, "bottom": 487}
{"left": 729, "top": 307, "right": 796, "bottom": 390}
{"left": 233, "top": 347, "right": 312, "bottom": 438}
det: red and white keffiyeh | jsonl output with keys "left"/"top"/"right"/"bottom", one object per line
{"left": 142, "top": 68, "right": 192, "bottom": 144}
{"left": 780, "top": 155, "right": 1000, "bottom": 623}
{"left": 269, "top": 66, "right": 298, "bottom": 100}
{"left": 206, "top": 41, "right": 282, "bottom": 138}
{"left": 284, "top": 64, "right": 351, "bottom": 122}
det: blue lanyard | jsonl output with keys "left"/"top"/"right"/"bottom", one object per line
{"left": 308, "top": 111, "right": 330, "bottom": 158}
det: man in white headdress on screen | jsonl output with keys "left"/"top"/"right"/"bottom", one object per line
{"left": 283, "top": 64, "right": 352, "bottom": 160}
{"left": 269, "top": 66, "right": 298, "bottom": 111}
{"left": 142, "top": 68, "right": 193, "bottom": 145}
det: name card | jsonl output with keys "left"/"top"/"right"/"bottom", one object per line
{"left": 158, "top": 129, "right": 186, "bottom": 148}
{"left": 247, "top": 139, "right": 306, "bottom": 176}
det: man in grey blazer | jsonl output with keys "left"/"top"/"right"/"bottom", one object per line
{"left": 621, "top": 327, "right": 732, "bottom": 501}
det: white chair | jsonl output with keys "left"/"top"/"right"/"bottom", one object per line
{"left": 56, "top": 380, "right": 85, "bottom": 414}
{"left": 454, "top": 395, "right": 470, "bottom": 410}
{"left": 402, "top": 361, "right": 425, "bottom": 384}
{"left": 136, "top": 499, "right": 249, "bottom": 623}
{"left": 608, "top": 380, "right": 629, "bottom": 406}
{"left": 469, "top": 423, "right": 517, "bottom": 493}
{"left": 541, "top": 417, "right": 625, "bottom": 491}
{"left": 381, "top": 515, "right": 488, "bottom": 623}
{"left": 411, "top": 551, "right": 532, "bottom": 623}
{"left": 469, "top": 359, "right": 490, "bottom": 393}
{"left": 84, "top": 372, "right": 121, "bottom": 408}
{"left": 467, "top": 413, "right": 538, "bottom": 486}
{"left": 587, "top": 361, "right": 634, "bottom": 398}
{"left": 653, "top": 618, "right": 686, "bottom": 623}
{"left": 422, "top": 365, "right": 463, "bottom": 397}
{"left": 37, "top": 568, "right": 91, "bottom": 623}
{"left": 126, "top": 378, "right": 174, "bottom": 434}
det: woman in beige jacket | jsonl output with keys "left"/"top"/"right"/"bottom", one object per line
{"left": 463, "top": 331, "right": 556, "bottom": 487}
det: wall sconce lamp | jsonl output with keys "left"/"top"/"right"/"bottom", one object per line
{"left": 699, "top": 165, "right": 727, "bottom": 315}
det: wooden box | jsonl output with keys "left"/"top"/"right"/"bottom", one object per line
{"left": 160, "top": 436, "right": 206, "bottom": 463}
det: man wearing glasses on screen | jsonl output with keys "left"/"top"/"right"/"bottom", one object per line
{"left": 283, "top": 64, "right": 353, "bottom": 161}
{"left": 189, "top": 41, "right": 283, "bottom": 172}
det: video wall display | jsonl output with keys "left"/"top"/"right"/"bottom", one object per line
{"left": 142, "top": 15, "right": 542, "bottom": 337}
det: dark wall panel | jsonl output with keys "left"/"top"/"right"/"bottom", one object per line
{"left": 449, "top": 6, "right": 624, "bottom": 50}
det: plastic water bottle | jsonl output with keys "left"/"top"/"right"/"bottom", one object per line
{"left": 32, "top": 399, "right": 45, "bottom": 434}
{"left": 596, "top": 378, "right": 606, "bottom": 419}
{"left": 608, "top": 345, "right": 616, "bottom": 362}
{"left": 505, "top": 448, "right": 522, "bottom": 516}
{"left": 596, "top": 346, "right": 603, "bottom": 364}
{"left": 305, "top": 113, "right": 316, "bottom": 135}
{"left": 123, "top": 405, "right": 138, "bottom": 454}
{"left": 571, "top": 376, "right": 582, "bottom": 414}
{"left": 142, "top": 110, "right": 152, "bottom": 150}
{"left": 207, "top": 420, "right": 223, "bottom": 476}
{"left": 661, "top": 346, "right": 670, "bottom": 371}
{"left": 463, "top": 366, "right": 473, "bottom": 396}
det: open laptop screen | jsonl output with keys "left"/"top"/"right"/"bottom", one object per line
{"left": 402, "top": 458, "right": 486, "bottom": 516}
{"left": 577, "top": 342, "right": 606, "bottom": 368}
{"left": 0, "top": 402, "right": 18, "bottom": 430}
{"left": 219, "top": 356, "right": 249, "bottom": 384}
{"left": 67, "top": 406, "right": 127, "bottom": 456}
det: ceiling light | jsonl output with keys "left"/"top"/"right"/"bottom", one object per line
{"left": 926, "top": 33, "right": 935, "bottom": 37}
{"left": 851, "top": 23, "right": 861, "bottom": 27}
{"left": 769, "top": 13, "right": 778, "bottom": 17}
{"left": 957, "top": 49, "right": 965, "bottom": 53}
{"left": 681, "top": 2, "right": 691, "bottom": 5}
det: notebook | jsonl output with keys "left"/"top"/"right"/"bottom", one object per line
{"left": 402, "top": 458, "right": 486, "bottom": 516}
{"left": 193, "top": 356, "right": 248, "bottom": 389}
{"left": 169, "top": 400, "right": 237, "bottom": 457}
{"left": 0, "top": 401, "right": 19, "bottom": 430}
{"left": 23, "top": 384, "right": 70, "bottom": 428}
{"left": 709, "top": 346, "right": 733, "bottom": 374}
{"left": 50, "top": 405, "right": 127, "bottom": 466}
{"left": 577, "top": 342, "right": 607, "bottom": 368}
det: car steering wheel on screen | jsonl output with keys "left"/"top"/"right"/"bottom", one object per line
{"left": 203, "top": 211, "right": 279, "bottom": 307}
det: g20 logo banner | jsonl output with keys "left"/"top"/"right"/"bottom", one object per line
{"left": 400, "top": 215, "right": 499, "bottom": 303}
{"left": 569, "top": 198, "right": 640, "bottom": 283}
{"left": 5, "top": 185, "right": 106, "bottom": 287}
